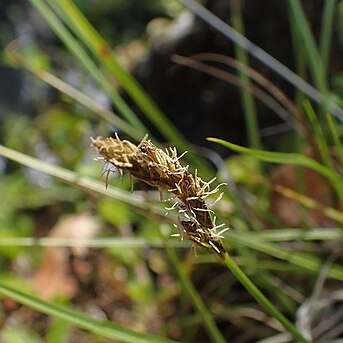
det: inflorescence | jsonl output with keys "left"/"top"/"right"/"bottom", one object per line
{"left": 91, "top": 134, "right": 228, "bottom": 258}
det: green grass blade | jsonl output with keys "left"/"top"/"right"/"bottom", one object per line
{"left": 5, "top": 45, "right": 142, "bottom": 140}
{"left": 229, "top": 1, "right": 260, "bottom": 149}
{"left": 288, "top": 0, "right": 328, "bottom": 94}
{"left": 0, "top": 144, "right": 163, "bottom": 215}
{"left": 49, "top": 0, "right": 189, "bottom": 149}
{"left": 0, "top": 285, "right": 176, "bottom": 343}
{"left": 287, "top": 7, "right": 307, "bottom": 107}
{"left": 165, "top": 246, "right": 226, "bottom": 343}
{"left": 320, "top": 0, "right": 337, "bottom": 71}
{"left": 0, "top": 228, "right": 342, "bottom": 249}
{"left": 240, "top": 228, "right": 343, "bottom": 242}
{"left": 207, "top": 137, "right": 343, "bottom": 199}
{"left": 29, "top": 0, "right": 147, "bottom": 135}
{"left": 303, "top": 100, "right": 333, "bottom": 168}
{"left": 0, "top": 237, "right": 187, "bottom": 249}
{"left": 227, "top": 232, "right": 343, "bottom": 281}
{"left": 222, "top": 253, "right": 310, "bottom": 343}
{"left": 325, "top": 112, "right": 343, "bottom": 170}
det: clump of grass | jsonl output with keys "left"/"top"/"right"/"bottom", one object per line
{"left": 91, "top": 134, "right": 228, "bottom": 258}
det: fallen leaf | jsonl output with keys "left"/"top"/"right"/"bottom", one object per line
{"left": 33, "top": 213, "right": 100, "bottom": 300}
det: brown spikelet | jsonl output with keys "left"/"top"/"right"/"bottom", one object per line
{"left": 179, "top": 220, "right": 227, "bottom": 257}
{"left": 91, "top": 134, "right": 228, "bottom": 258}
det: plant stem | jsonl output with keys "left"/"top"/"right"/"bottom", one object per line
{"left": 320, "top": 0, "right": 337, "bottom": 73}
{"left": 288, "top": 0, "right": 328, "bottom": 95}
{"left": 230, "top": 0, "right": 261, "bottom": 150}
{"left": 222, "top": 252, "right": 310, "bottom": 343}
{"left": 165, "top": 245, "right": 226, "bottom": 343}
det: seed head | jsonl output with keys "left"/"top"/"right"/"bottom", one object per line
{"left": 91, "top": 134, "right": 227, "bottom": 258}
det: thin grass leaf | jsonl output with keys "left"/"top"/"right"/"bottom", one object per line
{"left": 5, "top": 43, "right": 142, "bottom": 140}
{"left": 222, "top": 253, "right": 310, "bottom": 343}
{"left": 288, "top": 0, "right": 328, "bottom": 94}
{"left": 0, "top": 285, "right": 176, "bottom": 343}
{"left": 29, "top": 0, "right": 147, "bottom": 135}
{"left": 180, "top": 0, "right": 343, "bottom": 121}
{"left": 288, "top": 7, "right": 308, "bottom": 109}
{"left": 179, "top": 53, "right": 303, "bottom": 128}
{"left": 273, "top": 183, "right": 343, "bottom": 224}
{"left": 325, "top": 111, "right": 343, "bottom": 170}
{"left": 207, "top": 137, "right": 343, "bottom": 199}
{"left": 229, "top": 1, "right": 260, "bottom": 149}
{"left": 172, "top": 54, "right": 295, "bottom": 133}
{"left": 49, "top": 0, "right": 189, "bottom": 150}
{"left": 303, "top": 100, "right": 333, "bottom": 168}
{"left": 227, "top": 232, "right": 343, "bottom": 281}
{"left": 239, "top": 228, "right": 343, "bottom": 242}
{"left": 0, "top": 237, "right": 187, "bottom": 249}
{"left": 0, "top": 144, "right": 163, "bottom": 215}
{"left": 165, "top": 245, "right": 226, "bottom": 343}
{"left": 46, "top": 319, "right": 72, "bottom": 343}
{"left": 320, "top": 0, "right": 337, "bottom": 71}
{"left": 0, "top": 228, "right": 341, "bottom": 248}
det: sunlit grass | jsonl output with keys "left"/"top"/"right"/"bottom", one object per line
{"left": 0, "top": 0, "right": 342, "bottom": 342}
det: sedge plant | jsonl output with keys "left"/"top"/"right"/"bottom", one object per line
{"left": 1, "top": 1, "right": 343, "bottom": 342}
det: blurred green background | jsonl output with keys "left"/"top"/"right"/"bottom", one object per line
{"left": 0, "top": 1, "right": 343, "bottom": 342}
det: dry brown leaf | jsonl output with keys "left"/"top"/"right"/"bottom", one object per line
{"left": 33, "top": 213, "right": 100, "bottom": 300}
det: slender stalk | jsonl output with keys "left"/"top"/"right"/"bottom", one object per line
{"left": 230, "top": 0, "right": 261, "bottom": 149}
{"left": 288, "top": 0, "right": 328, "bottom": 94}
{"left": 207, "top": 137, "right": 343, "bottom": 199}
{"left": 0, "top": 237, "right": 186, "bottom": 248}
{"left": 303, "top": 101, "right": 333, "bottom": 168}
{"left": 227, "top": 233, "right": 343, "bottom": 281}
{"left": 325, "top": 112, "right": 343, "bottom": 170}
{"left": 222, "top": 253, "right": 310, "bottom": 343}
{"left": 320, "top": 0, "right": 337, "bottom": 72}
{"left": 165, "top": 245, "right": 226, "bottom": 343}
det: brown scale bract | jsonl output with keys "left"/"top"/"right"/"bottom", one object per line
{"left": 91, "top": 135, "right": 227, "bottom": 258}
{"left": 179, "top": 221, "right": 227, "bottom": 258}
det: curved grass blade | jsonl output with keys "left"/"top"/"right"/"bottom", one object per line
{"left": 207, "top": 137, "right": 343, "bottom": 199}
{"left": 303, "top": 100, "right": 333, "bottom": 168}
{"left": 226, "top": 232, "right": 343, "bottom": 281}
{"left": 0, "top": 284, "right": 177, "bottom": 343}
{"left": 222, "top": 253, "right": 310, "bottom": 343}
